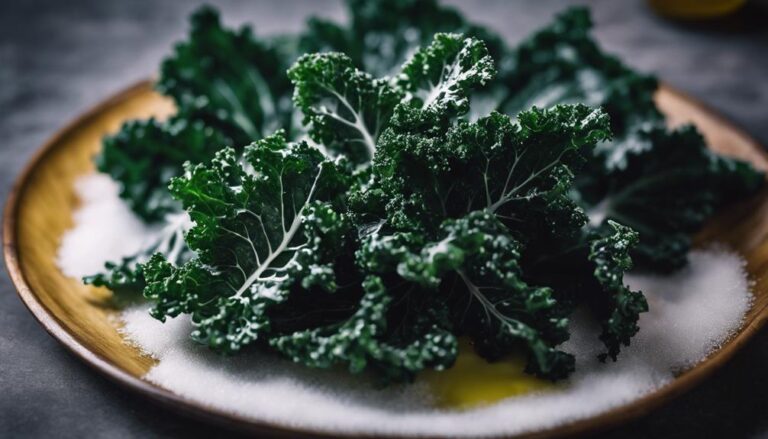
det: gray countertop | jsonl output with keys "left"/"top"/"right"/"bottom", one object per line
{"left": 2, "top": 1, "right": 768, "bottom": 437}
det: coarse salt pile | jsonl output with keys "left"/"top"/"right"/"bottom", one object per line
{"left": 59, "top": 174, "right": 753, "bottom": 437}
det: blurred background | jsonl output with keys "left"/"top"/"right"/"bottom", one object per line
{"left": 1, "top": 0, "right": 768, "bottom": 437}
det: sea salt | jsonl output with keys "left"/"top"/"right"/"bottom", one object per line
{"left": 58, "top": 174, "right": 753, "bottom": 437}
{"left": 57, "top": 174, "right": 164, "bottom": 278}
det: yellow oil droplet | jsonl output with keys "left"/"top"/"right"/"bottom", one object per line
{"left": 421, "top": 339, "right": 554, "bottom": 409}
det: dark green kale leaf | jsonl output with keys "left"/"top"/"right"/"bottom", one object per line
{"left": 396, "top": 33, "right": 496, "bottom": 117}
{"left": 142, "top": 132, "right": 352, "bottom": 353}
{"left": 288, "top": 52, "right": 403, "bottom": 164}
{"left": 91, "top": 6, "right": 300, "bottom": 291}
{"left": 289, "top": 33, "right": 494, "bottom": 165}
{"left": 351, "top": 104, "right": 616, "bottom": 377}
{"left": 588, "top": 221, "right": 648, "bottom": 361}
{"left": 86, "top": 117, "right": 222, "bottom": 292}
{"left": 158, "top": 6, "right": 295, "bottom": 146}
{"left": 95, "top": 117, "right": 229, "bottom": 222}
{"left": 299, "top": 0, "right": 505, "bottom": 77}
{"left": 497, "top": 7, "right": 660, "bottom": 142}
{"left": 83, "top": 258, "right": 144, "bottom": 296}
{"left": 493, "top": 6, "right": 666, "bottom": 187}
{"left": 523, "top": 220, "right": 647, "bottom": 361}
{"left": 361, "top": 104, "right": 610, "bottom": 236}
{"left": 359, "top": 211, "right": 574, "bottom": 380}
{"left": 503, "top": 7, "right": 763, "bottom": 271}
{"left": 98, "top": 6, "right": 296, "bottom": 223}
{"left": 578, "top": 125, "right": 764, "bottom": 271}
{"left": 270, "top": 274, "right": 458, "bottom": 383}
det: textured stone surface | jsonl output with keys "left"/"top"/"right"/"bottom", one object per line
{"left": 1, "top": 1, "right": 767, "bottom": 437}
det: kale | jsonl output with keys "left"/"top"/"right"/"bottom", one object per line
{"left": 353, "top": 98, "right": 620, "bottom": 375}
{"left": 298, "top": 0, "right": 505, "bottom": 76}
{"left": 86, "top": 117, "right": 220, "bottom": 292}
{"left": 270, "top": 274, "right": 458, "bottom": 383}
{"left": 89, "top": 6, "right": 297, "bottom": 291}
{"left": 101, "top": 7, "right": 297, "bottom": 223}
{"left": 143, "top": 131, "right": 352, "bottom": 352}
{"left": 396, "top": 33, "right": 496, "bottom": 117}
{"left": 95, "top": 117, "right": 228, "bottom": 222}
{"left": 588, "top": 221, "right": 648, "bottom": 361}
{"left": 358, "top": 211, "right": 575, "bottom": 379}
{"left": 86, "top": 2, "right": 764, "bottom": 382}
{"left": 363, "top": 104, "right": 609, "bottom": 235}
{"left": 158, "top": 6, "right": 295, "bottom": 146}
{"left": 494, "top": 6, "right": 763, "bottom": 270}
{"left": 288, "top": 32, "right": 494, "bottom": 164}
{"left": 289, "top": 52, "right": 402, "bottom": 164}
{"left": 522, "top": 219, "right": 649, "bottom": 362}
{"left": 496, "top": 7, "right": 661, "bottom": 144}
{"left": 577, "top": 125, "right": 764, "bottom": 271}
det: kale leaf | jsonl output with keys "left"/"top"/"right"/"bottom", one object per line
{"left": 289, "top": 33, "right": 494, "bottom": 165}
{"left": 578, "top": 125, "right": 764, "bottom": 271}
{"left": 350, "top": 103, "right": 614, "bottom": 378}
{"left": 142, "top": 132, "right": 351, "bottom": 352}
{"left": 86, "top": 117, "right": 221, "bottom": 292}
{"left": 497, "top": 7, "right": 660, "bottom": 144}
{"left": 99, "top": 6, "right": 297, "bottom": 222}
{"left": 95, "top": 117, "right": 228, "bottom": 222}
{"left": 289, "top": 52, "right": 402, "bottom": 164}
{"left": 90, "top": 6, "right": 298, "bottom": 291}
{"left": 499, "top": 6, "right": 763, "bottom": 270}
{"left": 359, "top": 211, "right": 574, "bottom": 379}
{"left": 588, "top": 221, "right": 648, "bottom": 361}
{"left": 397, "top": 33, "right": 496, "bottom": 117}
{"left": 158, "top": 6, "right": 295, "bottom": 146}
{"left": 299, "top": 0, "right": 505, "bottom": 77}
{"left": 270, "top": 274, "right": 458, "bottom": 383}
{"left": 362, "top": 104, "right": 610, "bottom": 235}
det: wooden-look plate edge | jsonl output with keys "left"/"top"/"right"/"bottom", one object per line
{"left": 4, "top": 80, "right": 768, "bottom": 439}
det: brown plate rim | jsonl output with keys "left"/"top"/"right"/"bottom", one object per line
{"left": 4, "top": 79, "right": 768, "bottom": 439}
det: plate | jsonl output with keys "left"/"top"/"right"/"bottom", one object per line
{"left": 5, "top": 80, "right": 768, "bottom": 438}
